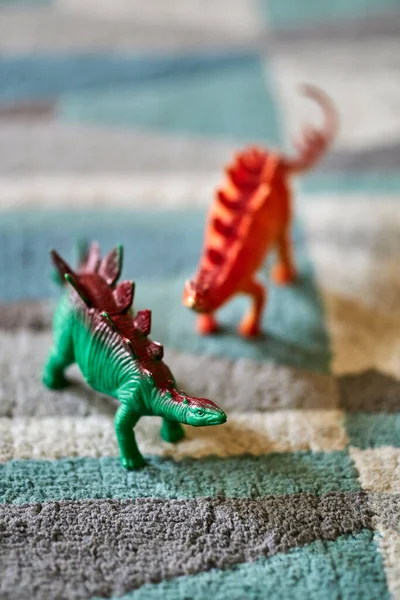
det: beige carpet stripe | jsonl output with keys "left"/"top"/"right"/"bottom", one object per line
{"left": 0, "top": 410, "right": 348, "bottom": 462}
{"left": 0, "top": 176, "right": 397, "bottom": 212}
{"left": 269, "top": 36, "right": 400, "bottom": 151}
{"left": 350, "top": 447, "right": 400, "bottom": 597}
{"left": 349, "top": 447, "right": 400, "bottom": 494}
{"left": 0, "top": 1, "right": 262, "bottom": 52}
{"left": 375, "top": 527, "right": 400, "bottom": 600}
{"left": 300, "top": 197, "right": 400, "bottom": 379}
{"left": 0, "top": 174, "right": 218, "bottom": 210}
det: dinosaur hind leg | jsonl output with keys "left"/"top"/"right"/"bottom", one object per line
{"left": 42, "top": 332, "right": 74, "bottom": 390}
{"left": 42, "top": 350, "right": 74, "bottom": 389}
{"left": 238, "top": 278, "right": 266, "bottom": 338}
{"left": 271, "top": 228, "right": 297, "bottom": 285}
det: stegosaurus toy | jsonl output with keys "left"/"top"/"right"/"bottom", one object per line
{"left": 43, "top": 243, "right": 227, "bottom": 470}
{"left": 183, "top": 84, "right": 337, "bottom": 337}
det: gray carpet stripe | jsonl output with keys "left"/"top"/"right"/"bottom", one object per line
{"left": 267, "top": 11, "right": 400, "bottom": 47}
{"left": 369, "top": 493, "right": 400, "bottom": 534}
{"left": 0, "top": 300, "right": 52, "bottom": 332}
{"left": 318, "top": 141, "right": 400, "bottom": 173}
{"left": 1, "top": 122, "right": 399, "bottom": 176}
{"left": 0, "top": 328, "right": 338, "bottom": 417}
{"left": 338, "top": 369, "right": 400, "bottom": 413}
{"left": 0, "top": 4, "right": 262, "bottom": 53}
{"left": 0, "top": 492, "right": 371, "bottom": 600}
{"left": 2, "top": 306, "right": 400, "bottom": 414}
{"left": 0, "top": 101, "right": 55, "bottom": 121}
{"left": 0, "top": 123, "right": 236, "bottom": 174}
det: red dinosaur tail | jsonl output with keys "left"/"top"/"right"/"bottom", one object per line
{"left": 283, "top": 84, "right": 338, "bottom": 175}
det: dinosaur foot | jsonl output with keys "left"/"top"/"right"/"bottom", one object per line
{"left": 120, "top": 455, "right": 146, "bottom": 471}
{"left": 238, "top": 318, "right": 262, "bottom": 338}
{"left": 161, "top": 421, "right": 185, "bottom": 444}
{"left": 42, "top": 371, "right": 69, "bottom": 390}
{"left": 271, "top": 264, "right": 296, "bottom": 286}
{"left": 196, "top": 314, "right": 219, "bottom": 335}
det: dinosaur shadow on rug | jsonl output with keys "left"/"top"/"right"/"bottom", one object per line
{"left": 42, "top": 370, "right": 118, "bottom": 418}
{"left": 204, "top": 278, "right": 330, "bottom": 372}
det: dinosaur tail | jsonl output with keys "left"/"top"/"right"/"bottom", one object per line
{"left": 283, "top": 84, "right": 338, "bottom": 175}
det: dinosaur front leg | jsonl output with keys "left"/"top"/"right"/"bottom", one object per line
{"left": 271, "top": 229, "right": 297, "bottom": 285}
{"left": 238, "top": 278, "right": 266, "bottom": 338}
{"left": 160, "top": 419, "right": 185, "bottom": 443}
{"left": 114, "top": 403, "right": 145, "bottom": 470}
{"left": 196, "top": 313, "right": 219, "bottom": 335}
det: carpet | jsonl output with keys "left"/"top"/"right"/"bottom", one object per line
{"left": 0, "top": 1, "right": 399, "bottom": 599}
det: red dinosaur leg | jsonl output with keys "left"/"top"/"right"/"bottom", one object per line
{"left": 271, "top": 229, "right": 297, "bottom": 285}
{"left": 196, "top": 313, "right": 219, "bottom": 335}
{"left": 238, "top": 279, "right": 266, "bottom": 338}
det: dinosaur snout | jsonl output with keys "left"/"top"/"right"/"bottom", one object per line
{"left": 184, "top": 286, "right": 196, "bottom": 309}
{"left": 183, "top": 280, "right": 211, "bottom": 312}
{"left": 183, "top": 280, "right": 200, "bottom": 310}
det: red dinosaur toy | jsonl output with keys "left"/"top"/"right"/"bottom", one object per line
{"left": 183, "top": 84, "right": 337, "bottom": 337}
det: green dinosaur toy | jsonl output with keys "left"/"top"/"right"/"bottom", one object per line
{"left": 43, "top": 243, "right": 227, "bottom": 470}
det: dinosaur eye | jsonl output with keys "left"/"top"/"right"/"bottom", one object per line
{"left": 195, "top": 409, "right": 204, "bottom": 416}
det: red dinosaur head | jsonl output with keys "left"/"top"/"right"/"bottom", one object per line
{"left": 183, "top": 277, "right": 215, "bottom": 313}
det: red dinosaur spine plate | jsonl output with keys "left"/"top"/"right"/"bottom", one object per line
{"left": 183, "top": 85, "right": 338, "bottom": 337}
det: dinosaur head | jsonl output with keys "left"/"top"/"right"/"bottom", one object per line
{"left": 183, "top": 279, "right": 214, "bottom": 313}
{"left": 177, "top": 394, "right": 227, "bottom": 427}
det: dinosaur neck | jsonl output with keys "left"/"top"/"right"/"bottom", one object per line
{"left": 115, "top": 363, "right": 186, "bottom": 421}
{"left": 195, "top": 268, "right": 237, "bottom": 311}
{"left": 151, "top": 392, "right": 187, "bottom": 422}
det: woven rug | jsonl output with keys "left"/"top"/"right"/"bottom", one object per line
{"left": 1, "top": 1, "right": 399, "bottom": 599}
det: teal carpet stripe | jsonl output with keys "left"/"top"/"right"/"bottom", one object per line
{"left": 300, "top": 172, "right": 400, "bottom": 195}
{"left": 345, "top": 412, "right": 400, "bottom": 448}
{"left": 0, "top": 52, "right": 280, "bottom": 143}
{"left": 0, "top": 209, "right": 205, "bottom": 297}
{"left": 93, "top": 530, "right": 389, "bottom": 600}
{"left": 0, "top": 209, "right": 331, "bottom": 371}
{"left": 0, "top": 452, "right": 361, "bottom": 505}
{"left": 142, "top": 276, "right": 330, "bottom": 370}
{"left": 258, "top": 0, "right": 400, "bottom": 27}
{"left": 59, "top": 56, "right": 280, "bottom": 143}
{"left": 0, "top": 52, "right": 260, "bottom": 102}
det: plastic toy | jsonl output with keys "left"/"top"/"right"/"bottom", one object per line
{"left": 183, "top": 84, "right": 337, "bottom": 337}
{"left": 43, "top": 243, "right": 227, "bottom": 469}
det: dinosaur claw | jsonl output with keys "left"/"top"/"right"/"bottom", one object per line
{"left": 120, "top": 456, "right": 146, "bottom": 470}
{"left": 271, "top": 264, "right": 297, "bottom": 286}
{"left": 238, "top": 319, "right": 262, "bottom": 338}
{"left": 42, "top": 372, "right": 69, "bottom": 390}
